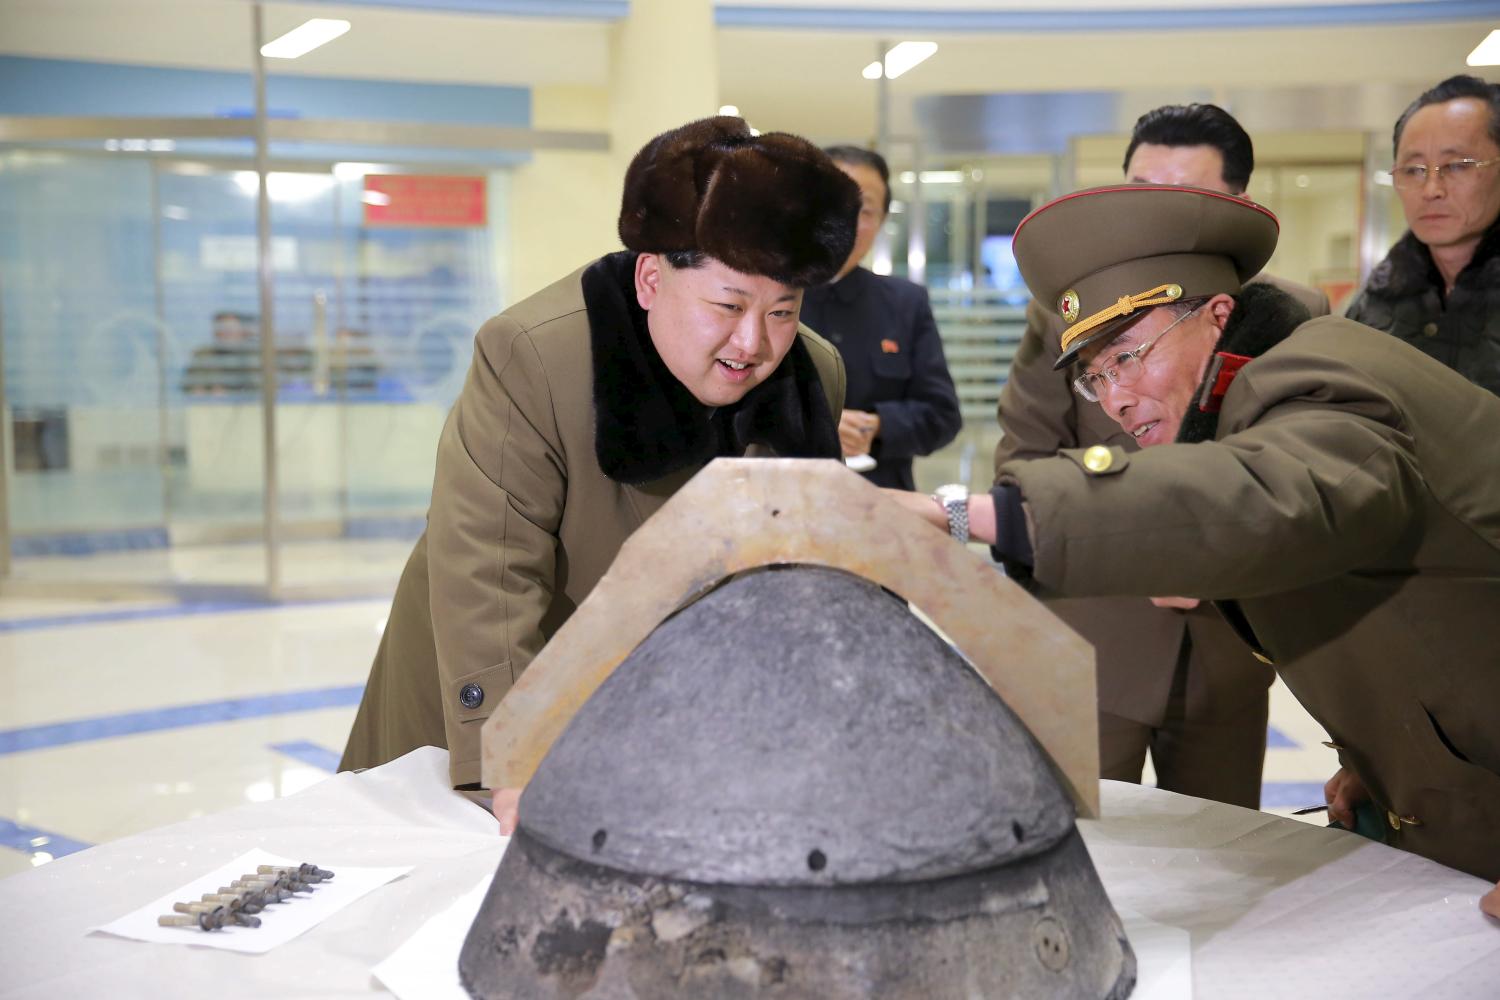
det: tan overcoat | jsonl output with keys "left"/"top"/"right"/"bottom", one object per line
{"left": 340, "top": 257, "right": 846, "bottom": 789}
{"left": 1001, "top": 315, "right": 1500, "bottom": 881}
{"left": 995, "top": 275, "right": 1329, "bottom": 742}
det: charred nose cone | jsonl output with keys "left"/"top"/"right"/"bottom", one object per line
{"left": 460, "top": 566, "right": 1134, "bottom": 999}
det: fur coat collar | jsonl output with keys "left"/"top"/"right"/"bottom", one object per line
{"left": 581, "top": 251, "right": 840, "bottom": 485}
{"left": 1176, "top": 282, "right": 1312, "bottom": 445}
{"left": 1362, "top": 221, "right": 1500, "bottom": 299}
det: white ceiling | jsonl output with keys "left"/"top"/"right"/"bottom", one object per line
{"left": 0, "top": 0, "right": 613, "bottom": 86}
{"left": 0, "top": 0, "right": 1494, "bottom": 142}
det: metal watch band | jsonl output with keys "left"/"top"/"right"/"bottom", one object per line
{"left": 938, "top": 490, "right": 969, "bottom": 544}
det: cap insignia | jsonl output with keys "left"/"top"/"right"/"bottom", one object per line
{"left": 1059, "top": 289, "right": 1080, "bottom": 324}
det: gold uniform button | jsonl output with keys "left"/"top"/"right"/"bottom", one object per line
{"left": 1400, "top": 814, "right": 1423, "bottom": 827}
{"left": 1421, "top": 322, "right": 1438, "bottom": 337}
{"left": 1321, "top": 740, "right": 1343, "bottom": 750}
{"left": 1253, "top": 651, "right": 1274, "bottom": 666}
{"left": 1387, "top": 810, "right": 1402, "bottom": 831}
{"left": 1082, "top": 446, "right": 1113, "bottom": 473}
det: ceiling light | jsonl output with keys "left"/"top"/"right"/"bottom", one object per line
{"left": 1467, "top": 28, "right": 1500, "bottom": 66}
{"left": 862, "top": 61, "right": 883, "bottom": 80}
{"left": 883, "top": 41, "right": 937, "bottom": 80}
{"left": 718, "top": 105, "right": 740, "bottom": 117}
{"left": 898, "top": 170, "right": 964, "bottom": 185}
{"left": 261, "top": 18, "right": 350, "bottom": 59}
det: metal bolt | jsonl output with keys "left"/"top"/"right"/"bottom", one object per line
{"left": 1032, "top": 917, "right": 1071, "bottom": 972}
{"left": 259, "top": 862, "right": 329, "bottom": 882}
{"left": 225, "top": 883, "right": 290, "bottom": 903}
{"left": 201, "top": 893, "right": 245, "bottom": 908}
{"left": 228, "top": 910, "right": 262, "bottom": 928}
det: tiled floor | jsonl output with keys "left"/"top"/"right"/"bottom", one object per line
{"left": 0, "top": 570, "right": 1342, "bottom": 882}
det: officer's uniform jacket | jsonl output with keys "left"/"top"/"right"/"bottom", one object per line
{"left": 1000, "top": 315, "right": 1500, "bottom": 881}
{"left": 800, "top": 266, "right": 962, "bottom": 490}
{"left": 1345, "top": 223, "right": 1500, "bottom": 397}
{"left": 340, "top": 253, "right": 845, "bottom": 789}
{"left": 994, "top": 274, "right": 1330, "bottom": 747}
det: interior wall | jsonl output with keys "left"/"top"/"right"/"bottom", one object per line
{"left": 508, "top": 85, "right": 619, "bottom": 303}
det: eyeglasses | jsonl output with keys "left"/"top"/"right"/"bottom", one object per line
{"left": 1391, "top": 156, "right": 1500, "bottom": 190}
{"left": 1071, "top": 305, "right": 1202, "bottom": 402}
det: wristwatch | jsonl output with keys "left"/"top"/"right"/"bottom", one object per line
{"left": 932, "top": 483, "right": 970, "bottom": 544}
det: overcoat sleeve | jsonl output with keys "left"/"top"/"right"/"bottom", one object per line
{"left": 993, "top": 299, "right": 1079, "bottom": 468}
{"left": 869, "top": 286, "right": 961, "bottom": 460}
{"left": 1000, "top": 347, "right": 1425, "bottom": 600}
{"left": 427, "top": 314, "right": 567, "bottom": 788}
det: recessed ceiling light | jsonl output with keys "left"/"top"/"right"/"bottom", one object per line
{"left": 862, "top": 61, "right": 883, "bottom": 80}
{"left": 718, "top": 105, "right": 740, "bottom": 117}
{"left": 1467, "top": 28, "right": 1500, "bottom": 66}
{"left": 883, "top": 41, "right": 937, "bottom": 79}
{"left": 261, "top": 18, "right": 350, "bottom": 59}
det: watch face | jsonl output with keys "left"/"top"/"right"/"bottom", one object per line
{"left": 935, "top": 484, "right": 968, "bottom": 503}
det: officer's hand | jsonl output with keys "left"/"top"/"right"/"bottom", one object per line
{"left": 1149, "top": 596, "right": 1200, "bottom": 610}
{"left": 1323, "top": 767, "right": 1369, "bottom": 829}
{"left": 492, "top": 786, "right": 522, "bottom": 836}
{"left": 1482, "top": 881, "right": 1500, "bottom": 920}
{"left": 839, "top": 409, "right": 879, "bottom": 456}
{"left": 882, "top": 488, "right": 947, "bottom": 530}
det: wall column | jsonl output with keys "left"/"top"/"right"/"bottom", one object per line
{"left": 508, "top": 0, "right": 718, "bottom": 302}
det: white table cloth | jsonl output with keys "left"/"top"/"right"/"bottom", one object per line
{"left": 1, "top": 747, "right": 1495, "bottom": 998}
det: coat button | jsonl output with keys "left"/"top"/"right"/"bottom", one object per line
{"left": 1253, "top": 651, "right": 1274, "bottom": 666}
{"left": 459, "top": 683, "right": 484, "bottom": 709}
{"left": 1399, "top": 814, "right": 1423, "bottom": 827}
{"left": 1421, "top": 322, "right": 1438, "bottom": 337}
{"left": 1082, "top": 446, "right": 1113, "bottom": 473}
{"left": 1386, "top": 810, "right": 1402, "bottom": 831}
{"left": 1321, "top": 740, "right": 1344, "bottom": 750}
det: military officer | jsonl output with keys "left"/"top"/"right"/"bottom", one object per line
{"left": 897, "top": 184, "right": 1500, "bottom": 895}
{"left": 339, "top": 118, "right": 860, "bottom": 804}
{"left": 995, "top": 104, "right": 1330, "bottom": 810}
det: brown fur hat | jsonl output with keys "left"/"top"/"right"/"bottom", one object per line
{"left": 618, "top": 116, "right": 861, "bottom": 288}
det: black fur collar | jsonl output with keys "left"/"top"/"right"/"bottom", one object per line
{"left": 1176, "top": 282, "right": 1311, "bottom": 445}
{"left": 1364, "top": 220, "right": 1500, "bottom": 298}
{"left": 581, "top": 251, "right": 840, "bottom": 485}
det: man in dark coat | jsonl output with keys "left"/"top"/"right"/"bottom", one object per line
{"left": 800, "top": 146, "right": 961, "bottom": 491}
{"left": 1346, "top": 74, "right": 1500, "bottom": 396}
{"left": 339, "top": 118, "right": 859, "bottom": 808}
{"left": 994, "top": 104, "right": 1330, "bottom": 810}
{"left": 895, "top": 184, "right": 1500, "bottom": 900}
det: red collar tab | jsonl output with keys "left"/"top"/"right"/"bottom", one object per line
{"left": 1197, "top": 351, "right": 1252, "bottom": 413}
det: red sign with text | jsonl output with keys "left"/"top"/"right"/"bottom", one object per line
{"left": 363, "top": 175, "right": 486, "bottom": 227}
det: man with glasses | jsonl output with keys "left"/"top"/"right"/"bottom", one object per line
{"left": 1347, "top": 74, "right": 1500, "bottom": 396}
{"left": 893, "top": 184, "right": 1500, "bottom": 900}
{"left": 990, "top": 104, "right": 1329, "bottom": 811}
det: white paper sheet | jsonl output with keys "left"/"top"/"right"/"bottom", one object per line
{"left": 373, "top": 868, "right": 498, "bottom": 1000}
{"left": 1121, "top": 910, "right": 1193, "bottom": 999}
{"left": 91, "top": 848, "right": 411, "bottom": 955}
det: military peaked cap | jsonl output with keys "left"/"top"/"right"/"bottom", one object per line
{"left": 1012, "top": 185, "right": 1280, "bottom": 369}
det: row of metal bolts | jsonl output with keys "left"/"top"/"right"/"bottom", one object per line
{"left": 157, "top": 863, "right": 335, "bottom": 931}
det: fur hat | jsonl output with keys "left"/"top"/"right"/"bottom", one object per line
{"left": 618, "top": 117, "right": 861, "bottom": 288}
